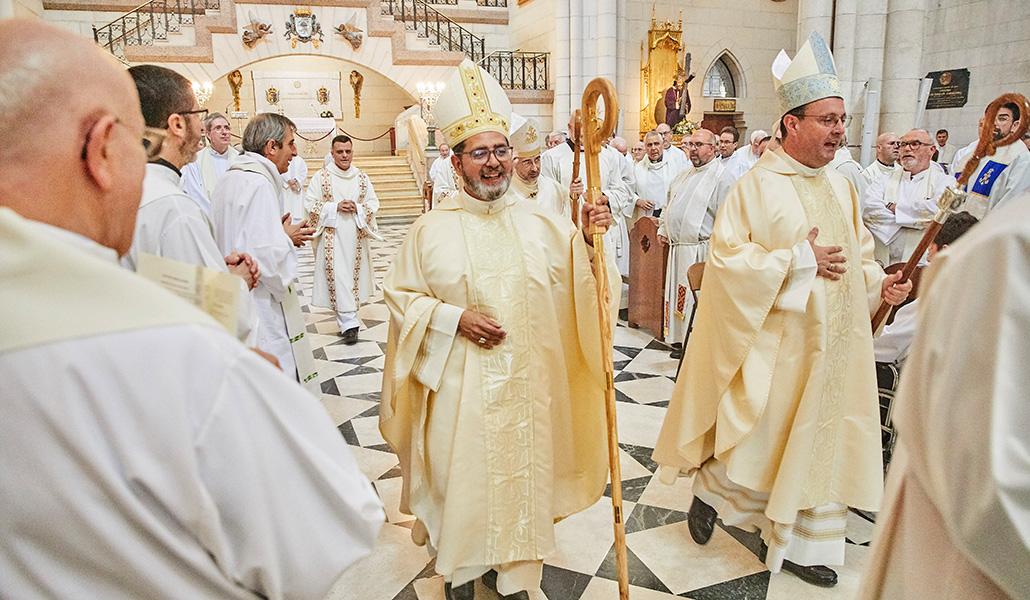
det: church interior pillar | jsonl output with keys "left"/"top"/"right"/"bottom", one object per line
{"left": 880, "top": 0, "right": 928, "bottom": 135}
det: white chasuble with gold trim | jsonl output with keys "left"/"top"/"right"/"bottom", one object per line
{"left": 380, "top": 188, "right": 618, "bottom": 587}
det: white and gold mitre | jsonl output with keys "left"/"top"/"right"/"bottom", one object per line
{"left": 511, "top": 116, "right": 542, "bottom": 158}
{"left": 772, "top": 31, "right": 842, "bottom": 116}
{"left": 433, "top": 58, "right": 511, "bottom": 147}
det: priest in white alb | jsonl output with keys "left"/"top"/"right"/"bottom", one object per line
{"left": 957, "top": 101, "right": 1030, "bottom": 219}
{"left": 858, "top": 193, "right": 1030, "bottom": 600}
{"left": 653, "top": 33, "right": 911, "bottom": 589}
{"left": 123, "top": 65, "right": 260, "bottom": 347}
{"left": 282, "top": 154, "right": 309, "bottom": 223}
{"left": 861, "top": 132, "right": 901, "bottom": 187}
{"left": 509, "top": 115, "right": 572, "bottom": 218}
{"left": 305, "top": 134, "right": 380, "bottom": 345}
{"left": 181, "top": 112, "right": 238, "bottom": 213}
{"left": 633, "top": 129, "right": 683, "bottom": 221}
{"left": 380, "top": 59, "right": 618, "bottom": 600}
{"left": 211, "top": 113, "right": 318, "bottom": 390}
{"left": 657, "top": 129, "right": 734, "bottom": 357}
{"left": 0, "top": 22, "right": 385, "bottom": 598}
{"left": 862, "top": 129, "right": 953, "bottom": 265}
{"left": 429, "top": 142, "right": 458, "bottom": 203}
{"left": 541, "top": 113, "right": 633, "bottom": 274}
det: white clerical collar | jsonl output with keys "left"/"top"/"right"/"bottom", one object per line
{"left": 146, "top": 161, "right": 181, "bottom": 185}
{"left": 903, "top": 167, "right": 929, "bottom": 182}
{"left": 210, "top": 146, "right": 232, "bottom": 159}
{"left": 24, "top": 217, "right": 119, "bottom": 263}
{"left": 780, "top": 149, "right": 824, "bottom": 178}
{"left": 877, "top": 160, "right": 895, "bottom": 169}
{"left": 328, "top": 162, "right": 358, "bottom": 179}
{"left": 458, "top": 186, "right": 509, "bottom": 215}
{"left": 645, "top": 154, "right": 667, "bottom": 170}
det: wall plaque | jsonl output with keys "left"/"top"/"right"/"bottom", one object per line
{"left": 713, "top": 98, "right": 736, "bottom": 112}
{"left": 925, "top": 68, "right": 970, "bottom": 109}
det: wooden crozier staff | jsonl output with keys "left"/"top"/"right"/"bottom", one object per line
{"left": 581, "top": 77, "right": 630, "bottom": 600}
{"left": 870, "top": 92, "right": 1030, "bottom": 331}
{"left": 570, "top": 109, "right": 583, "bottom": 227}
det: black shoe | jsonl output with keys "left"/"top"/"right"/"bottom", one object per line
{"left": 481, "top": 570, "right": 529, "bottom": 600}
{"left": 341, "top": 327, "right": 359, "bottom": 345}
{"left": 670, "top": 347, "right": 684, "bottom": 360}
{"left": 781, "top": 560, "right": 838, "bottom": 588}
{"left": 687, "top": 496, "right": 717, "bottom": 544}
{"left": 444, "top": 580, "right": 475, "bottom": 600}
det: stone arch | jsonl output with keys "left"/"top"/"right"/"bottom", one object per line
{"left": 698, "top": 41, "right": 751, "bottom": 99}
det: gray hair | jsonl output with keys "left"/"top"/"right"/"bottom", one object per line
{"left": 242, "top": 113, "right": 296, "bottom": 155}
{"left": 643, "top": 130, "right": 662, "bottom": 142}
{"left": 204, "top": 111, "right": 229, "bottom": 131}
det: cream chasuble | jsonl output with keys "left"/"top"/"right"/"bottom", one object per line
{"left": 654, "top": 147, "right": 885, "bottom": 541}
{"left": 380, "top": 188, "right": 618, "bottom": 588}
{"left": 509, "top": 173, "right": 570, "bottom": 219}
{"left": 633, "top": 151, "right": 683, "bottom": 221}
{"left": 859, "top": 193, "right": 1030, "bottom": 600}
{"left": 862, "top": 164, "right": 952, "bottom": 265}
{"left": 304, "top": 164, "right": 380, "bottom": 315}
{"left": 657, "top": 158, "right": 734, "bottom": 343}
{"left": 541, "top": 142, "right": 632, "bottom": 275}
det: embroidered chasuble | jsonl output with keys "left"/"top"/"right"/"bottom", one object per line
{"left": 654, "top": 148, "right": 885, "bottom": 547}
{"left": 509, "top": 173, "right": 570, "bottom": 219}
{"left": 657, "top": 159, "right": 734, "bottom": 342}
{"left": 380, "top": 188, "right": 618, "bottom": 588}
{"left": 304, "top": 164, "right": 380, "bottom": 315}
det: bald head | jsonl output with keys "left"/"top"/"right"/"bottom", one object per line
{"left": 0, "top": 20, "right": 147, "bottom": 255}
{"left": 875, "top": 132, "right": 900, "bottom": 165}
{"left": 612, "top": 136, "right": 628, "bottom": 155}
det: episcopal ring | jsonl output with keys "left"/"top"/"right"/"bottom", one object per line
{"left": 478, "top": 337, "right": 486, "bottom": 344}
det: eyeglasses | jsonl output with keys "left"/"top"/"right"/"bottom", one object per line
{"left": 79, "top": 116, "right": 169, "bottom": 162}
{"left": 685, "top": 141, "right": 715, "bottom": 148}
{"left": 886, "top": 141, "right": 902, "bottom": 147}
{"left": 176, "top": 108, "right": 209, "bottom": 119}
{"left": 797, "top": 113, "right": 853, "bottom": 128}
{"left": 459, "top": 145, "right": 512, "bottom": 163}
{"left": 899, "top": 140, "right": 932, "bottom": 149}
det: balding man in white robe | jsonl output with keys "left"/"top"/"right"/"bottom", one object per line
{"left": 863, "top": 129, "right": 953, "bottom": 265}
{"left": 181, "top": 112, "right": 238, "bottom": 213}
{"left": 657, "top": 129, "right": 734, "bottom": 356}
{"left": 633, "top": 130, "right": 682, "bottom": 222}
{"left": 862, "top": 132, "right": 901, "bottom": 187}
{"left": 0, "top": 21, "right": 383, "bottom": 599}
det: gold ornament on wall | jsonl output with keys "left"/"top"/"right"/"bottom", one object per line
{"left": 266, "top": 86, "right": 280, "bottom": 105}
{"left": 640, "top": 6, "right": 685, "bottom": 135}
{"left": 241, "top": 11, "right": 272, "bottom": 49}
{"left": 317, "top": 86, "right": 330, "bottom": 105}
{"left": 227, "top": 69, "right": 244, "bottom": 111}
{"left": 350, "top": 70, "right": 364, "bottom": 118}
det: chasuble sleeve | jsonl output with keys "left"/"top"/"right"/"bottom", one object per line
{"left": 304, "top": 177, "right": 339, "bottom": 233}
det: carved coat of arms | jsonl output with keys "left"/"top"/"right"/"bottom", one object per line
{"left": 285, "top": 7, "right": 323, "bottom": 49}
{"left": 266, "top": 87, "right": 280, "bottom": 105}
{"left": 317, "top": 86, "right": 330, "bottom": 105}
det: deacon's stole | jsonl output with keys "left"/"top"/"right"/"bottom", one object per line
{"left": 458, "top": 205, "right": 538, "bottom": 565}
{"left": 308, "top": 168, "right": 378, "bottom": 311}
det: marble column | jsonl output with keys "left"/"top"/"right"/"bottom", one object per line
{"left": 554, "top": 0, "right": 571, "bottom": 123}
{"left": 880, "top": 0, "right": 928, "bottom": 135}
{"left": 796, "top": 0, "right": 833, "bottom": 51}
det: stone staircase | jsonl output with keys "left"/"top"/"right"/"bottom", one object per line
{"left": 306, "top": 156, "right": 423, "bottom": 220}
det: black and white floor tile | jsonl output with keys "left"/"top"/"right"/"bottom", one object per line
{"left": 297, "top": 217, "right": 877, "bottom": 600}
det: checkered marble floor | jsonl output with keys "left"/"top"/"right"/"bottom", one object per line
{"left": 295, "top": 218, "right": 877, "bottom": 600}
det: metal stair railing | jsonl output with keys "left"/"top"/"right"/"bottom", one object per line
{"left": 93, "top": 0, "right": 220, "bottom": 61}
{"left": 420, "top": 0, "right": 507, "bottom": 5}
{"left": 479, "top": 50, "right": 549, "bottom": 90}
{"left": 381, "top": 0, "right": 485, "bottom": 62}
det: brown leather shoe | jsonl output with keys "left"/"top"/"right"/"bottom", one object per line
{"left": 687, "top": 496, "right": 717, "bottom": 544}
{"left": 781, "top": 560, "right": 838, "bottom": 588}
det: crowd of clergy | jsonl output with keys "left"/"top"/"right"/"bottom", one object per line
{"left": 2, "top": 16, "right": 1030, "bottom": 600}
